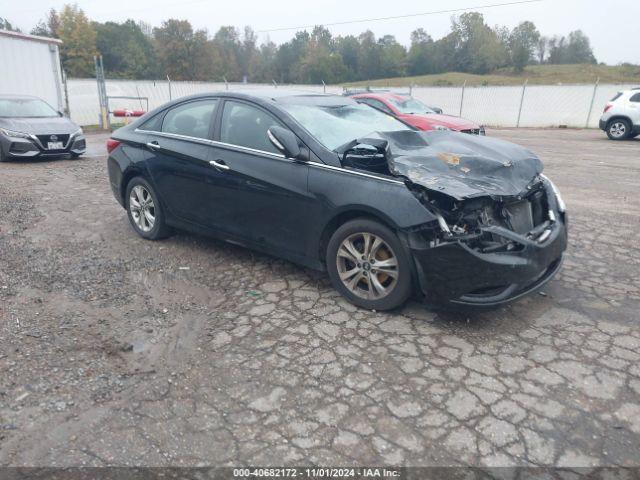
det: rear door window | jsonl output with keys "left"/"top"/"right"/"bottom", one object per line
{"left": 161, "top": 99, "right": 218, "bottom": 139}
{"left": 220, "top": 100, "right": 283, "bottom": 154}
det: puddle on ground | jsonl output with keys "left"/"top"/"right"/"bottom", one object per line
{"left": 129, "top": 270, "right": 226, "bottom": 310}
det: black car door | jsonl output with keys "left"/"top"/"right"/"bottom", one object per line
{"left": 204, "top": 98, "right": 314, "bottom": 260}
{"left": 141, "top": 98, "right": 223, "bottom": 224}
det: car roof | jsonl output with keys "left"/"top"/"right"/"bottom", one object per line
{"left": 352, "top": 92, "right": 410, "bottom": 102}
{"left": 171, "top": 89, "right": 359, "bottom": 108}
{"left": 0, "top": 94, "right": 43, "bottom": 101}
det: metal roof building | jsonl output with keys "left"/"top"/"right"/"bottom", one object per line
{"left": 0, "top": 29, "right": 65, "bottom": 112}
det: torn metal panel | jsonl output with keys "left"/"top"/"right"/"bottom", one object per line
{"left": 354, "top": 130, "right": 544, "bottom": 200}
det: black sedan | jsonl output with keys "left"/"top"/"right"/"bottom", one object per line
{"left": 107, "top": 90, "right": 567, "bottom": 310}
{"left": 0, "top": 95, "right": 86, "bottom": 161}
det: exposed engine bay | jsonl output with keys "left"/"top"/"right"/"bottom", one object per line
{"left": 339, "top": 129, "right": 563, "bottom": 252}
{"left": 407, "top": 180, "right": 555, "bottom": 253}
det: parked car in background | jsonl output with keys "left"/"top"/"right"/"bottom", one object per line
{"left": 107, "top": 90, "right": 566, "bottom": 310}
{"left": 599, "top": 89, "right": 640, "bottom": 140}
{"left": 349, "top": 91, "right": 485, "bottom": 135}
{"left": 0, "top": 95, "right": 85, "bottom": 161}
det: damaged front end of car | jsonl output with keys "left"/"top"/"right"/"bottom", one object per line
{"left": 341, "top": 130, "right": 568, "bottom": 307}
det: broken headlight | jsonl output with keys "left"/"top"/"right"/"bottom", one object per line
{"left": 540, "top": 174, "right": 566, "bottom": 213}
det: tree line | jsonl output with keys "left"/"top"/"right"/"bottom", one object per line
{"left": 2, "top": 7, "right": 598, "bottom": 82}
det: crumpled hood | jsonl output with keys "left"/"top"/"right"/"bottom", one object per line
{"left": 0, "top": 117, "right": 79, "bottom": 135}
{"left": 362, "top": 130, "right": 543, "bottom": 200}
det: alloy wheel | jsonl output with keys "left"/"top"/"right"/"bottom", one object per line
{"left": 609, "top": 122, "right": 627, "bottom": 138}
{"left": 336, "top": 232, "right": 399, "bottom": 300}
{"left": 129, "top": 185, "right": 155, "bottom": 232}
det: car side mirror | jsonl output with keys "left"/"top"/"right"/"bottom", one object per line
{"left": 268, "top": 126, "right": 303, "bottom": 160}
{"left": 343, "top": 143, "right": 389, "bottom": 174}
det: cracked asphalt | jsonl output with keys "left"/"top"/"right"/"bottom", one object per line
{"left": 0, "top": 128, "right": 639, "bottom": 467}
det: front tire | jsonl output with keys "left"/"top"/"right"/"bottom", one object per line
{"left": 125, "top": 177, "right": 171, "bottom": 240}
{"left": 606, "top": 119, "right": 632, "bottom": 140}
{"left": 326, "top": 218, "right": 412, "bottom": 311}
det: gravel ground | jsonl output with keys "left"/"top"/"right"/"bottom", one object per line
{"left": 0, "top": 128, "right": 639, "bottom": 467}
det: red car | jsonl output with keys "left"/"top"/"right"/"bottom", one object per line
{"left": 351, "top": 92, "right": 485, "bottom": 135}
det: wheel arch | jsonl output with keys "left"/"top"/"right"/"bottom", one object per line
{"left": 120, "top": 167, "right": 149, "bottom": 206}
{"left": 606, "top": 115, "right": 633, "bottom": 129}
{"left": 317, "top": 206, "right": 400, "bottom": 267}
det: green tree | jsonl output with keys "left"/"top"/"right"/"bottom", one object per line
{"left": 57, "top": 5, "right": 97, "bottom": 77}
{"left": 298, "top": 26, "right": 346, "bottom": 84}
{"left": 565, "top": 30, "right": 597, "bottom": 64}
{"left": 536, "top": 35, "right": 549, "bottom": 63}
{"left": 212, "top": 26, "right": 242, "bottom": 81}
{"left": 95, "top": 20, "right": 158, "bottom": 78}
{"left": 408, "top": 28, "right": 435, "bottom": 75}
{"left": 378, "top": 35, "right": 406, "bottom": 78}
{"left": 449, "top": 12, "right": 509, "bottom": 74}
{"left": 274, "top": 30, "right": 310, "bottom": 83}
{"left": 0, "top": 17, "right": 20, "bottom": 32}
{"left": 154, "top": 19, "right": 219, "bottom": 80}
{"left": 30, "top": 9, "right": 60, "bottom": 37}
{"left": 509, "top": 21, "right": 540, "bottom": 71}
{"left": 548, "top": 31, "right": 596, "bottom": 64}
{"left": 335, "top": 35, "right": 360, "bottom": 80}
{"left": 357, "top": 30, "right": 381, "bottom": 80}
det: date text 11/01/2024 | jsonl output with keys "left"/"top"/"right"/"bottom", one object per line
{"left": 233, "top": 468, "right": 401, "bottom": 478}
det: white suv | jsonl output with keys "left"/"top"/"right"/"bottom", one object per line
{"left": 599, "top": 88, "right": 640, "bottom": 140}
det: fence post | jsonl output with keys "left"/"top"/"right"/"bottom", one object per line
{"left": 516, "top": 78, "right": 528, "bottom": 128}
{"left": 94, "top": 55, "right": 109, "bottom": 130}
{"left": 409, "top": 84, "right": 412, "bottom": 96}
{"left": 62, "top": 69, "right": 70, "bottom": 117}
{"left": 167, "top": 75, "right": 172, "bottom": 100}
{"left": 322, "top": 80, "right": 326, "bottom": 93}
{"left": 459, "top": 81, "right": 466, "bottom": 117}
{"left": 273, "top": 79, "right": 278, "bottom": 89}
{"left": 585, "top": 77, "right": 600, "bottom": 128}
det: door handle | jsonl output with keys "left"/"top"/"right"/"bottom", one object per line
{"left": 146, "top": 141, "right": 160, "bottom": 151}
{"left": 209, "top": 159, "right": 230, "bottom": 171}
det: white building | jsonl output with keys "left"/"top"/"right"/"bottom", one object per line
{"left": 0, "top": 29, "right": 65, "bottom": 112}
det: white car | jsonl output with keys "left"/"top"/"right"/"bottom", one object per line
{"left": 599, "top": 88, "right": 640, "bottom": 140}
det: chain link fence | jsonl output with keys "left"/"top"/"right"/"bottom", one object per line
{"left": 66, "top": 77, "right": 636, "bottom": 129}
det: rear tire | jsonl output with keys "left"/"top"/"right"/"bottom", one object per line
{"left": 125, "top": 177, "right": 172, "bottom": 240}
{"left": 326, "top": 218, "right": 412, "bottom": 311}
{"left": 606, "top": 119, "right": 632, "bottom": 140}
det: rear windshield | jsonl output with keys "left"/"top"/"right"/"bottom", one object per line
{"left": 610, "top": 92, "right": 623, "bottom": 102}
{"left": 0, "top": 98, "right": 59, "bottom": 118}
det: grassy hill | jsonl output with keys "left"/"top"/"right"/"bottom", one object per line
{"left": 348, "top": 64, "right": 640, "bottom": 87}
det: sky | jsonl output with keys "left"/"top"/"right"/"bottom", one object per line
{"left": 5, "top": 0, "right": 640, "bottom": 65}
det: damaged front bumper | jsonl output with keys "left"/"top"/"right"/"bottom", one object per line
{"left": 411, "top": 216, "right": 566, "bottom": 307}
{"left": 405, "top": 186, "right": 568, "bottom": 308}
